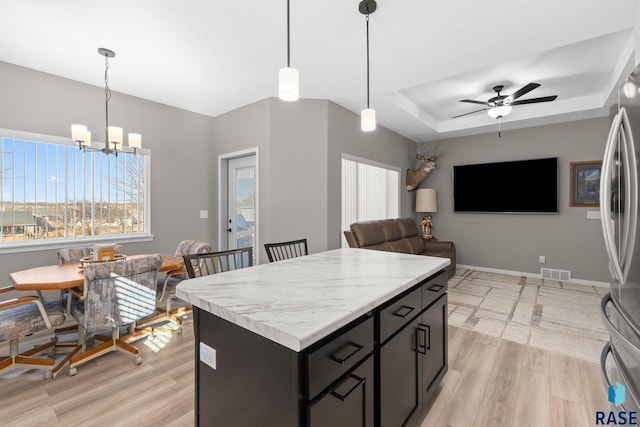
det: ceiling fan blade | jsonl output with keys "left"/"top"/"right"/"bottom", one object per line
{"left": 459, "top": 99, "right": 488, "bottom": 105}
{"left": 452, "top": 108, "right": 489, "bottom": 118}
{"left": 510, "top": 95, "right": 558, "bottom": 105}
{"left": 504, "top": 83, "right": 541, "bottom": 104}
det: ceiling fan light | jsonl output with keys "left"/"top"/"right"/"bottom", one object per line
{"left": 623, "top": 81, "right": 636, "bottom": 99}
{"left": 278, "top": 67, "right": 299, "bottom": 101}
{"left": 361, "top": 108, "right": 376, "bottom": 131}
{"left": 487, "top": 105, "right": 512, "bottom": 119}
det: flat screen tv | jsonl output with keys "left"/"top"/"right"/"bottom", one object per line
{"left": 453, "top": 157, "right": 558, "bottom": 214}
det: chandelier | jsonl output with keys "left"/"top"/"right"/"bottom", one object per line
{"left": 71, "top": 48, "right": 141, "bottom": 156}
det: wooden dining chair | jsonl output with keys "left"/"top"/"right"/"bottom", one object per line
{"left": 68, "top": 255, "right": 163, "bottom": 376}
{"left": 183, "top": 247, "right": 254, "bottom": 278}
{"left": 0, "top": 285, "right": 67, "bottom": 379}
{"left": 264, "top": 238, "right": 308, "bottom": 262}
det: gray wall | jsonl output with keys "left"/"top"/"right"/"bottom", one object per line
{"left": 213, "top": 98, "right": 415, "bottom": 262}
{"left": 418, "top": 117, "right": 611, "bottom": 282}
{"left": 0, "top": 61, "right": 217, "bottom": 284}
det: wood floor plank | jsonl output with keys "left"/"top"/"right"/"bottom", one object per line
{"left": 0, "top": 280, "right": 609, "bottom": 427}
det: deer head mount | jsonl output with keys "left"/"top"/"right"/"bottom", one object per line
{"left": 406, "top": 146, "right": 440, "bottom": 191}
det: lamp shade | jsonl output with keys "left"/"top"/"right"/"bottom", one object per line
{"left": 416, "top": 188, "right": 437, "bottom": 213}
{"left": 279, "top": 67, "right": 299, "bottom": 101}
{"left": 71, "top": 124, "right": 88, "bottom": 143}
{"left": 128, "top": 133, "right": 142, "bottom": 149}
{"left": 487, "top": 105, "right": 512, "bottom": 119}
{"left": 361, "top": 108, "right": 376, "bottom": 131}
{"left": 108, "top": 126, "right": 123, "bottom": 146}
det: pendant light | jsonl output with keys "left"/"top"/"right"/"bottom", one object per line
{"left": 72, "top": 48, "right": 141, "bottom": 155}
{"left": 359, "top": 0, "right": 377, "bottom": 131}
{"left": 279, "top": 0, "right": 299, "bottom": 101}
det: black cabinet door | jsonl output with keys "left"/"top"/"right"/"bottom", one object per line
{"left": 421, "top": 294, "right": 448, "bottom": 399}
{"left": 379, "top": 317, "right": 422, "bottom": 427}
{"left": 307, "top": 356, "right": 374, "bottom": 427}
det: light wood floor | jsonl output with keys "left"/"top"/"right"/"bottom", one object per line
{"left": 0, "top": 321, "right": 607, "bottom": 426}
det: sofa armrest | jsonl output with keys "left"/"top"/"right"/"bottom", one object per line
{"left": 343, "top": 230, "right": 360, "bottom": 248}
{"left": 423, "top": 240, "right": 456, "bottom": 275}
{"left": 423, "top": 240, "right": 455, "bottom": 254}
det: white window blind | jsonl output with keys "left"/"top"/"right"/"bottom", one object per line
{"left": 341, "top": 155, "right": 400, "bottom": 247}
{"left": 0, "top": 130, "right": 150, "bottom": 249}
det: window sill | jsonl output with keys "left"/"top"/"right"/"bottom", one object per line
{"left": 0, "top": 234, "right": 155, "bottom": 255}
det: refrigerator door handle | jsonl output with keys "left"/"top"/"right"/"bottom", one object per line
{"left": 619, "top": 109, "right": 638, "bottom": 283}
{"left": 600, "top": 110, "right": 625, "bottom": 284}
{"left": 602, "top": 291, "right": 640, "bottom": 342}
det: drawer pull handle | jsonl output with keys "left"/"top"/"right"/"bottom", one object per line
{"left": 392, "top": 305, "right": 415, "bottom": 318}
{"left": 330, "top": 374, "right": 365, "bottom": 401}
{"left": 330, "top": 342, "right": 364, "bottom": 365}
{"left": 415, "top": 324, "right": 430, "bottom": 355}
{"left": 428, "top": 284, "right": 444, "bottom": 292}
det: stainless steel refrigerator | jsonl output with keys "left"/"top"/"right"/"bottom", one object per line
{"left": 600, "top": 65, "right": 640, "bottom": 413}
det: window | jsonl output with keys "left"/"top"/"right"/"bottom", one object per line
{"left": 0, "top": 129, "right": 150, "bottom": 251}
{"left": 341, "top": 155, "right": 400, "bottom": 247}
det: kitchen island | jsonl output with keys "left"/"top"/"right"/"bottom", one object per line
{"left": 177, "top": 248, "right": 450, "bottom": 427}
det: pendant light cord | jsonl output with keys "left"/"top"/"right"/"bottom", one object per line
{"left": 104, "top": 54, "right": 111, "bottom": 147}
{"left": 366, "top": 14, "right": 370, "bottom": 108}
{"left": 287, "top": 0, "right": 291, "bottom": 68}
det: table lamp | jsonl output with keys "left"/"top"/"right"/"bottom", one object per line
{"left": 416, "top": 188, "right": 438, "bottom": 240}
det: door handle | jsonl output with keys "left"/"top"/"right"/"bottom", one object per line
{"left": 330, "top": 374, "right": 365, "bottom": 401}
{"left": 227, "top": 228, "right": 232, "bottom": 233}
{"left": 619, "top": 109, "right": 638, "bottom": 284}
{"left": 330, "top": 342, "right": 364, "bottom": 365}
{"left": 600, "top": 109, "right": 624, "bottom": 284}
{"left": 414, "top": 324, "right": 430, "bottom": 355}
{"left": 392, "top": 305, "right": 415, "bottom": 318}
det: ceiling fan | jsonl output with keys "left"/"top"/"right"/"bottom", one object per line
{"left": 452, "top": 83, "right": 558, "bottom": 119}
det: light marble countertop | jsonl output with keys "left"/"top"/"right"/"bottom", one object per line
{"left": 176, "top": 248, "right": 449, "bottom": 352}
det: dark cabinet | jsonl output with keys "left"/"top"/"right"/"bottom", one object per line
{"left": 378, "top": 271, "right": 448, "bottom": 427}
{"left": 421, "top": 294, "right": 448, "bottom": 401}
{"left": 379, "top": 315, "right": 422, "bottom": 427}
{"left": 307, "top": 355, "right": 374, "bottom": 427}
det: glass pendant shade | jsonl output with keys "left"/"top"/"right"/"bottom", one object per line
{"left": 279, "top": 67, "right": 299, "bottom": 101}
{"left": 128, "top": 133, "right": 142, "bottom": 149}
{"left": 71, "top": 124, "right": 88, "bottom": 144}
{"left": 487, "top": 105, "right": 512, "bottom": 119}
{"left": 361, "top": 108, "right": 376, "bottom": 131}
{"left": 108, "top": 126, "right": 123, "bottom": 147}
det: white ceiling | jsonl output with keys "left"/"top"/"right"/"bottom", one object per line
{"left": 0, "top": 1, "right": 635, "bottom": 142}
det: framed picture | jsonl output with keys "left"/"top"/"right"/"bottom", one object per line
{"left": 570, "top": 161, "right": 602, "bottom": 207}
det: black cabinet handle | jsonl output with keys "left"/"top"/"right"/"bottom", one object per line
{"left": 428, "top": 284, "right": 444, "bottom": 292}
{"left": 392, "top": 305, "right": 415, "bottom": 318}
{"left": 330, "top": 374, "right": 365, "bottom": 401}
{"left": 415, "top": 324, "right": 430, "bottom": 355}
{"left": 330, "top": 342, "right": 364, "bottom": 365}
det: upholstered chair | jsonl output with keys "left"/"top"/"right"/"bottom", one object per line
{"left": 68, "top": 254, "right": 163, "bottom": 376}
{"left": 135, "top": 240, "right": 212, "bottom": 333}
{"left": 0, "top": 286, "right": 67, "bottom": 379}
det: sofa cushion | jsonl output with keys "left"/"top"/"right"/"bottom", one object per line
{"left": 351, "top": 221, "right": 386, "bottom": 247}
{"left": 397, "top": 217, "right": 419, "bottom": 237}
{"left": 385, "top": 239, "right": 411, "bottom": 253}
{"left": 380, "top": 219, "right": 403, "bottom": 241}
{"left": 405, "top": 236, "right": 425, "bottom": 254}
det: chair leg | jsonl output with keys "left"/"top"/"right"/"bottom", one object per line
{"left": 0, "top": 337, "right": 57, "bottom": 379}
{"left": 69, "top": 326, "right": 144, "bottom": 376}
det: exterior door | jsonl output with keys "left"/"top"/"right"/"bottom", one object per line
{"left": 227, "top": 155, "right": 256, "bottom": 258}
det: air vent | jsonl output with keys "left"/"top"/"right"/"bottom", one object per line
{"left": 541, "top": 268, "right": 571, "bottom": 282}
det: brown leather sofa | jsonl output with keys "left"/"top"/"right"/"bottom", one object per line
{"left": 344, "top": 217, "right": 456, "bottom": 279}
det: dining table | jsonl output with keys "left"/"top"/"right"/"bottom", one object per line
{"left": 8, "top": 254, "right": 184, "bottom": 291}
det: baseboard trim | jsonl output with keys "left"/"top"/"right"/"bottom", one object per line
{"left": 456, "top": 264, "right": 609, "bottom": 288}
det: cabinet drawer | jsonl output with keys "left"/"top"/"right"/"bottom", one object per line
{"left": 422, "top": 270, "right": 447, "bottom": 309}
{"left": 307, "top": 316, "right": 374, "bottom": 400}
{"left": 379, "top": 286, "right": 422, "bottom": 343}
